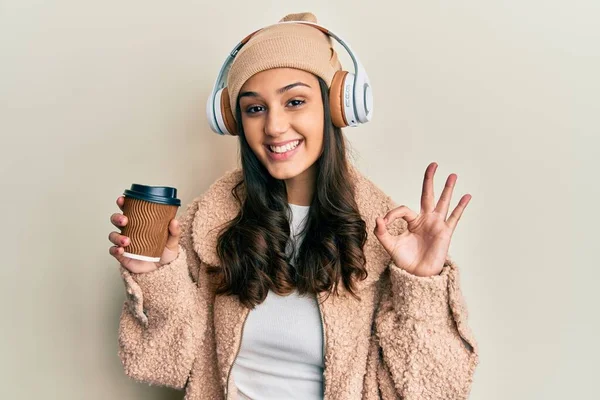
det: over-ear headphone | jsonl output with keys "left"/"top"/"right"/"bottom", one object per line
{"left": 206, "top": 20, "right": 373, "bottom": 136}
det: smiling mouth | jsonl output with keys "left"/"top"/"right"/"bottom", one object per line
{"left": 266, "top": 139, "right": 303, "bottom": 154}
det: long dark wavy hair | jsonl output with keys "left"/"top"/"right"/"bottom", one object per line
{"left": 207, "top": 76, "right": 368, "bottom": 309}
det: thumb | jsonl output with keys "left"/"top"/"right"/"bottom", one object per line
{"left": 165, "top": 218, "right": 181, "bottom": 252}
{"left": 374, "top": 217, "right": 396, "bottom": 253}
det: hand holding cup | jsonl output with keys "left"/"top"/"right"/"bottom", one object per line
{"left": 109, "top": 184, "right": 181, "bottom": 273}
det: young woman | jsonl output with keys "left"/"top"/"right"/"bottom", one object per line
{"left": 108, "top": 13, "right": 479, "bottom": 400}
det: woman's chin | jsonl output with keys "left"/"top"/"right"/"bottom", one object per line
{"left": 267, "top": 167, "right": 298, "bottom": 181}
{"left": 265, "top": 163, "right": 305, "bottom": 181}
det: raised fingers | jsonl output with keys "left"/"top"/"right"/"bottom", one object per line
{"left": 435, "top": 173, "right": 457, "bottom": 218}
{"left": 446, "top": 194, "right": 472, "bottom": 231}
{"left": 421, "top": 162, "right": 437, "bottom": 214}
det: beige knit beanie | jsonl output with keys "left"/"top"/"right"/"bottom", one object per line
{"left": 227, "top": 12, "right": 342, "bottom": 120}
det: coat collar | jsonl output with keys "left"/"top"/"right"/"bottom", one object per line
{"left": 190, "top": 164, "right": 407, "bottom": 293}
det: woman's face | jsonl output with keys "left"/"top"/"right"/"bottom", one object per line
{"left": 238, "top": 68, "right": 324, "bottom": 182}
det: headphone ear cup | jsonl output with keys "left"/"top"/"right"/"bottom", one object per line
{"left": 329, "top": 71, "right": 349, "bottom": 128}
{"left": 220, "top": 88, "right": 238, "bottom": 136}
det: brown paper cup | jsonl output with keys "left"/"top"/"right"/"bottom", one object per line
{"left": 121, "top": 197, "right": 179, "bottom": 262}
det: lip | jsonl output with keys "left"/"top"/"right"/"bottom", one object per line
{"left": 265, "top": 139, "right": 303, "bottom": 161}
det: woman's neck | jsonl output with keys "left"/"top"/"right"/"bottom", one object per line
{"left": 285, "top": 164, "right": 317, "bottom": 206}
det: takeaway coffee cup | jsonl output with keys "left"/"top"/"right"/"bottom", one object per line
{"left": 120, "top": 184, "right": 181, "bottom": 262}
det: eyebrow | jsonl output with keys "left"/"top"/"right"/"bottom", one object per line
{"left": 239, "top": 82, "right": 312, "bottom": 99}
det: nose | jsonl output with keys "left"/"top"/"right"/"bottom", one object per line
{"left": 264, "top": 106, "right": 289, "bottom": 137}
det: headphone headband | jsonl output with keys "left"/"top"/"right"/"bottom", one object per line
{"left": 207, "top": 20, "right": 373, "bottom": 135}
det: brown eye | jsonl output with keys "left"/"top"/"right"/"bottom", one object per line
{"left": 246, "top": 105, "right": 265, "bottom": 114}
{"left": 288, "top": 99, "right": 305, "bottom": 107}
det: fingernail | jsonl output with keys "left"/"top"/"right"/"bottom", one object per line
{"left": 121, "top": 239, "right": 127, "bottom": 245}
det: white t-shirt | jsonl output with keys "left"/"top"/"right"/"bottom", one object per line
{"left": 231, "top": 203, "right": 325, "bottom": 399}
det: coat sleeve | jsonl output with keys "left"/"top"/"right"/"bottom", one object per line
{"left": 117, "top": 198, "right": 210, "bottom": 389}
{"left": 373, "top": 256, "right": 480, "bottom": 400}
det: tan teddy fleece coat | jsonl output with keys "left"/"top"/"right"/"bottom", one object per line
{"left": 117, "top": 164, "right": 479, "bottom": 399}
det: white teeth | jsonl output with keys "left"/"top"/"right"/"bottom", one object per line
{"left": 269, "top": 140, "right": 300, "bottom": 154}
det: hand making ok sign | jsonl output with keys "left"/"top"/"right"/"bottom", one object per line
{"left": 374, "top": 162, "right": 472, "bottom": 277}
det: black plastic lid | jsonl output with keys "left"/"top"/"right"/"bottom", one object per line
{"left": 123, "top": 184, "right": 181, "bottom": 206}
